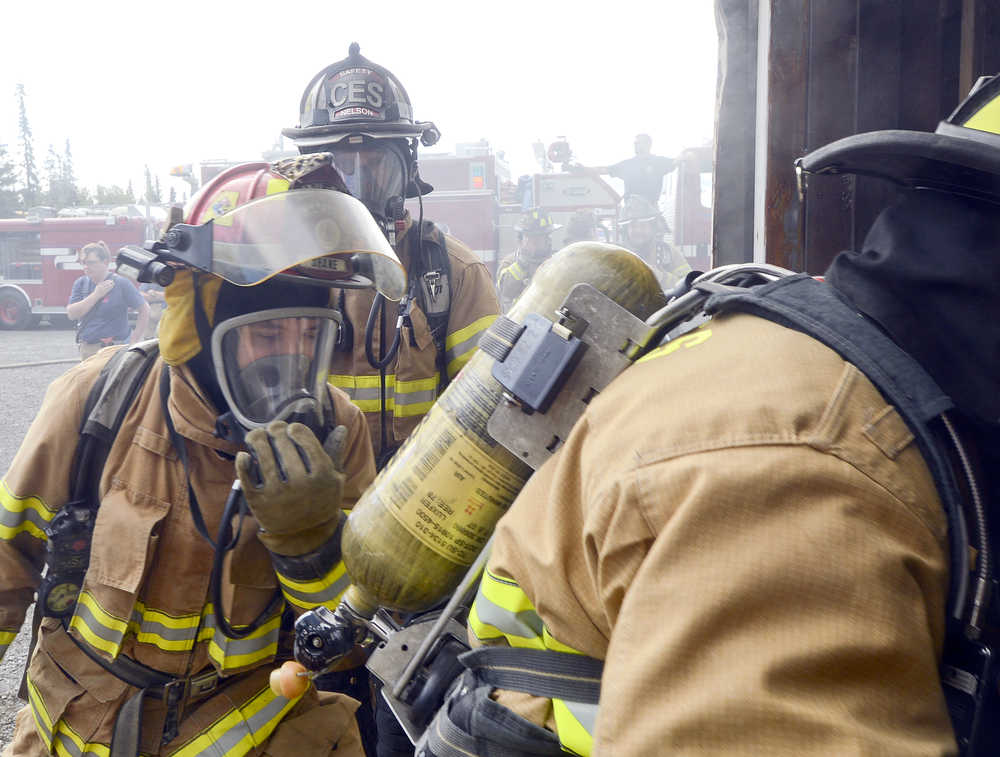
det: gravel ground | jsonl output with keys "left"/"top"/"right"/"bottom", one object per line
{"left": 0, "top": 327, "right": 84, "bottom": 750}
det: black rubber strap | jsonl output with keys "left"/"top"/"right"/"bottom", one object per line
{"left": 478, "top": 317, "right": 524, "bottom": 363}
{"left": 159, "top": 364, "right": 216, "bottom": 549}
{"left": 458, "top": 646, "right": 602, "bottom": 704}
{"left": 110, "top": 687, "right": 147, "bottom": 757}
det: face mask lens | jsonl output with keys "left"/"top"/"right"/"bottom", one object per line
{"left": 214, "top": 310, "right": 338, "bottom": 428}
{"left": 330, "top": 144, "right": 406, "bottom": 219}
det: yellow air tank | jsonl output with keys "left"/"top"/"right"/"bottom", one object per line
{"left": 339, "top": 242, "right": 669, "bottom": 617}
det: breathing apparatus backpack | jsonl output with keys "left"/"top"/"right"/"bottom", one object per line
{"left": 299, "top": 265, "right": 997, "bottom": 757}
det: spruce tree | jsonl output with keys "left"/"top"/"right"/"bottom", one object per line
{"left": 62, "top": 139, "right": 79, "bottom": 206}
{"left": 15, "top": 83, "right": 40, "bottom": 208}
{"left": 0, "top": 143, "right": 19, "bottom": 217}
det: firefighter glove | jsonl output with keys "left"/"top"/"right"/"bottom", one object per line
{"left": 236, "top": 421, "right": 347, "bottom": 556}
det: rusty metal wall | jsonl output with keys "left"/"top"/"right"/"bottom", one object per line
{"left": 714, "top": 0, "right": 1000, "bottom": 273}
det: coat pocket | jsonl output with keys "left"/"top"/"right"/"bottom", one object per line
{"left": 27, "top": 618, "right": 129, "bottom": 750}
{"left": 262, "top": 692, "right": 363, "bottom": 757}
{"left": 88, "top": 482, "right": 170, "bottom": 594}
{"left": 72, "top": 483, "right": 170, "bottom": 659}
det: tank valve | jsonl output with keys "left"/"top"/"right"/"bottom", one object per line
{"left": 293, "top": 601, "right": 376, "bottom": 673}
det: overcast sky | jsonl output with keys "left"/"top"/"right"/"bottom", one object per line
{"left": 0, "top": 1, "right": 718, "bottom": 203}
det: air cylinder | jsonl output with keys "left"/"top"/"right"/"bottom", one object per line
{"left": 339, "top": 242, "right": 668, "bottom": 616}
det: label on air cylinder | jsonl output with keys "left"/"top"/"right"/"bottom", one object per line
{"left": 375, "top": 403, "right": 527, "bottom": 566}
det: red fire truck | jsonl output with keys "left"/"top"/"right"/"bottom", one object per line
{"left": 0, "top": 214, "right": 150, "bottom": 329}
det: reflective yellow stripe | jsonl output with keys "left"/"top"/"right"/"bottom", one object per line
{"left": 70, "top": 592, "right": 280, "bottom": 672}
{"left": 52, "top": 719, "right": 111, "bottom": 757}
{"left": 479, "top": 569, "right": 539, "bottom": 615}
{"left": 470, "top": 570, "right": 545, "bottom": 649}
{"left": 469, "top": 569, "right": 598, "bottom": 754}
{"left": 26, "top": 674, "right": 55, "bottom": 750}
{"left": 446, "top": 315, "right": 495, "bottom": 378}
{"left": 328, "top": 373, "right": 439, "bottom": 419}
{"left": 277, "top": 561, "right": 350, "bottom": 610}
{"left": 499, "top": 261, "right": 527, "bottom": 283}
{"left": 200, "top": 605, "right": 281, "bottom": 671}
{"left": 70, "top": 590, "right": 129, "bottom": 658}
{"left": 397, "top": 376, "right": 439, "bottom": 392}
{"left": 0, "top": 629, "right": 16, "bottom": 646}
{"left": 170, "top": 685, "right": 301, "bottom": 757}
{"left": 636, "top": 327, "right": 713, "bottom": 364}
{"left": 963, "top": 95, "right": 1000, "bottom": 135}
{"left": 552, "top": 699, "right": 594, "bottom": 756}
{"left": 445, "top": 315, "right": 496, "bottom": 352}
{"left": 0, "top": 479, "right": 56, "bottom": 541}
{"left": 328, "top": 374, "right": 386, "bottom": 389}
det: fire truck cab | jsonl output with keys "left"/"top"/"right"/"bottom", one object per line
{"left": 0, "top": 214, "right": 150, "bottom": 329}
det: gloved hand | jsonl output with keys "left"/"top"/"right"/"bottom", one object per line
{"left": 235, "top": 421, "right": 348, "bottom": 556}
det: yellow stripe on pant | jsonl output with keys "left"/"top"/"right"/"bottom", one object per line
{"left": 28, "top": 673, "right": 303, "bottom": 757}
{"left": 469, "top": 568, "right": 598, "bottom": 756}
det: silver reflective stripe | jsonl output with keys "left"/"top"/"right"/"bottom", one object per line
{"left": 394, "top": 387, "right": 437, "bottom": 406}
{"left": 72, "top": 598, "right": 126, "bottom": 650}
{"left": 472, "top": 588, "right": 544, "bottom": 640}
{"left": 186, "top": 691, "right": 290, "bottom": 757}
{"left": 0, "top": 503, "right": 50, "bottom": 534}
{"left": 350, "top": 386, "right": 385, "bottom": 402}
{"left": 564, "top": 700, "right": 598, "bottom": 736}
{"left": 444, "top": 332, "right": 481, "bottom": 367}
{"left": 132, "top": 611, "right": 198, "bottom": 647}
{"left": 202, "top": 609, "right": 279, "bottom": 663}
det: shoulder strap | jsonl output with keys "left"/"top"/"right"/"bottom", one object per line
{"left": 702, "top": 273, "right": 969, "bottom": 625}
{"left": 408, "top": 221, "right": 453, "bottom": 388}
{"left": 69, "top": 338, "right": 161, "bottom": 505}
{"left": 20, "top": 339, "right": 160, "bottom": 701}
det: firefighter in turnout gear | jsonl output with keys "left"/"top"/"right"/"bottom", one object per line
{"left": 0, "top": 155, "right": 401, "bottom": 757}
{"left": 283, "top": 43, "right": 499, "bottom": 469}
{"left": 619, "top": 193, "right": 692, "bottom": 289}
{"left": 495, "top": 208, "right": 561, "bottom": 313}
{"left": 415, "top": 78, "right": 1000, "bottom": 755}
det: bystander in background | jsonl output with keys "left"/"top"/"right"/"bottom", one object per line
{"left": 66, "top": 241, "right": 149, "bottom": 359}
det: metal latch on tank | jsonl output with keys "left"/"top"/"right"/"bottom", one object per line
{"left": 484, "top": 283, "right": 653, "bottom": 470}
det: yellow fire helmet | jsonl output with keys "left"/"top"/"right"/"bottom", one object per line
{"left": 157, "top": 153, "right": 405, "bottom": 365}
{"left": 798, "top": 73, "right": 1000, "bottom": 201}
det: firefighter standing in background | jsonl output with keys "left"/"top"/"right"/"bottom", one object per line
{"left": 495, "top": 208, "right": 561, "bottom": 312}
{"left": 562, "top": 209, "right": 603, "bottom": 246}
{"left": 0, "top": 157, "right": 388, "bottom": 757}
{"left": 619, "top": 194, "right": 692, "bottom": 289}
{"left": 417, "top": 77, "right": 1000, "bottom": 756}
{"left": 282, "top": 43, "right": 499, "bottom": 470}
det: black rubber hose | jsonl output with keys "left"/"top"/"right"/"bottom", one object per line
{"left": 209, "top": 484, "right": 283, "bottom": 640}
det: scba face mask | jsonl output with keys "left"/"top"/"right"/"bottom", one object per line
{"left": 329, "top": 141, "right": 409, "bottom": 223}
{"left": 211, "top": 307, "right": 341, "bottom": 434}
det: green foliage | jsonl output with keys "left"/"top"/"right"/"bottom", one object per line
{"left": 0, "top": 142, "right": 19, "bottom": 218}
{"left": 95, "top": 184, "right": 135, "bottom": 205}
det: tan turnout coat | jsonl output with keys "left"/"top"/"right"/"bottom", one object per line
{"left": 480, "top": 312, "right": 957, "bottom": 755}
{"left": 0, "top": 348, "right": 376, "bottom": 757}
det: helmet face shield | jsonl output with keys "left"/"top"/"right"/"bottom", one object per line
{"left": 329, "top": 142, "right": 408, "bottom": 221}
{"left": 165, "top": 188, "right": 406, "bottom": 300}
{"left": 212, "top": 308, "right": 340, "bottom": 430}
